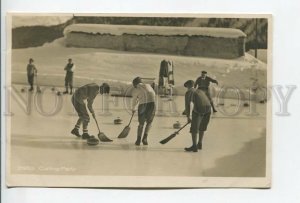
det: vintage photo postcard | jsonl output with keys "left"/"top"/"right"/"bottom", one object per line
{"left": 5, "top": 13, "right": 272, "bottom": 188}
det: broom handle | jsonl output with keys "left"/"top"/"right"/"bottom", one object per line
{"left": 35, "top": 74, "right": 38, "bottom": 86}
{"left": 93, "top": 115, "right": 101, "bottom": 133}
{"left": 175, "top": 122, "right": 190, "bottom": 134}
{"left": 128, "top": 112, "right": 135, "bottom": 126}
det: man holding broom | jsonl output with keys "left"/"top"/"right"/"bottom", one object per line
{"left": 184, "top": 80, "right": 211, "bottom": 152}
{"left": 71, "top": 83, "right": 108, "bottom": 139}
{"left": 131, "top": 77, "right": 156, "bottom": 146}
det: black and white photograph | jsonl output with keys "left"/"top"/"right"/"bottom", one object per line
{"left": 5, "top": 13, "right": 271, "bottom": 188}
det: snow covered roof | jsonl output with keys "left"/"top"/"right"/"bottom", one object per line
{"left": 64, "top": 24, "right": 246, "bottom": 38}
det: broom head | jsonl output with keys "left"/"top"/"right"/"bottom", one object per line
{"left": 159, "top": 132, "right": 177, "bottom": 144}
{"left": 118, "top": 126, "right": 130, "bottom": 138}
{"left": 98, "top": 132, "right": 113, "bottom": 142}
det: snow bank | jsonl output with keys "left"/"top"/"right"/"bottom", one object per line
{"left": 64, "top": 24, "right": 246, "bottom": 59}
{"left": 11, "top": 39, "right": 266, "bottom": 100}
{"left": 64, "top": 24, "right": 246, "bottom": 38}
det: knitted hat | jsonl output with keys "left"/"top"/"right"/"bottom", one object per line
{"left": 132, "top": 77, "right": 142, "bottom": 86}
{"left": 184, "top": 80, "right": 194, "bottom": 88}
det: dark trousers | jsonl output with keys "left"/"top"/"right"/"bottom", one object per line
{"left": 199, "top": 88, "right": 217, "bottom": 111}
{"left": 71, "top": 95, "right": 89, "bottom": 131}
{"left": 27, "top": 74, "right": 34, "bottom": 88}
{"left": 138, "top": 102, "right": 156, "bottom": 125}
{"left": 137, "top": 102, "right": 156, "bottom": 139}
{"left": 190, "top": 111, "right": 211, "bottom": 134}
{"left": 65, "top": 72, "right": 73, "bottom": 88}
{"left": 199, "top": 88, "right": 212, "bottom": 102}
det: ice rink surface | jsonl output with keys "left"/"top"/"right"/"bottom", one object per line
{"left": 8, "top": 85, "right": 267, "bottom": 177}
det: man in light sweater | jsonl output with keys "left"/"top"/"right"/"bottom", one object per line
{"left": 131, "top": 77, "right": 156, "bottom": 146}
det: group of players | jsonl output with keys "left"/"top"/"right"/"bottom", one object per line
{"left": 26, "top": 58, "right": 219, "bottom": 152}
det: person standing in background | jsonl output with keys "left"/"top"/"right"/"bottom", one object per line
{"left": 194, "top": 71, "right": 218, "bottom": 113}
{"left": 63, "top": 58, "right": 75, "bottom": 94}
{"left": 26, "top": 58, "right": 37, "bottom": 92}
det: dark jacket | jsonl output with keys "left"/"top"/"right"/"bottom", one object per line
{"left": 64, "top": 63, "right": 74, "bottom": 72}
{"left": 73, "top": 83, "right": 99, "bottom": 113}
{"left": 194, "top": 76, "right": 218, "bottom": 90}
{"left": 27, "top": 64, "right": 37, "bottom": 76}
{"left": 159, "top": 60, "right": 169, "bottom": 77}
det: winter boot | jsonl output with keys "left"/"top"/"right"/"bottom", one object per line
{"left": 184, "top": 132, "right": 198, "bottom": 152}
{"left": 135, "top": 125, "right": 144, "bottom": 146}
{"left": 142, "top": 134, "right": 148, "bottom": 145}
{"left": 82, "top": 132, "right": 91, "bottom": 140}
{"left": 71, "top": 128, "right": 81, "bottom": 137}
{"left": 197, "top": 143, "right": 202, "bottom": 150}
{"left": 63, "top": 87, "right": 69, "bottom": 94}
{"left": 135, "top": 136, "right": 141, "bottom": 146}
{"left": 184, "top": 145, "right": 198, "bottom": 152}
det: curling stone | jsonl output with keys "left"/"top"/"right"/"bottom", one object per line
{"left": 114, "top": 117, "right": 123, "bottom": 125}
{"left": 243, "top": 102, "right": 249, "bottom": 107}
{"left": 56, "top": 91, "right": 61, "bottom": 96}
{"left": 87, "top": 135, "right": 99, "bottom": 146}
{"left": 173, "top": 121, "right": 181, "bottom": 129}
{"left": 51, "top": 87, "right": 56, "bottom": 91}
{"left": 21, "top": 88, "right": 25, "bottom": 93}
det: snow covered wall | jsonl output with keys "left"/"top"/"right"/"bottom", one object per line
{"left": 64, "top": 24, "right": 246, "bottom": 59}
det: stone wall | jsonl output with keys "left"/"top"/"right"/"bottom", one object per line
{"left": 65, "top": 31, "right": 246, "bottom": 59}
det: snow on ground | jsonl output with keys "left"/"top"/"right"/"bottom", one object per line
{"left": 248, "top": 49, "right": 268, "bottom": 63}
{"left": 9, "top": 86, "right": 266, "bottom": 177}
{"left": 11, "top": 37, "right": 267, "bottom": 97}
{"left": 7, "top": 38, "right": 268, "bottom": 180}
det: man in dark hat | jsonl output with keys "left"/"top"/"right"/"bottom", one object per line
{"left": 26, "top": 58, "right": 37, "bottom": 91}
{"left": 63, "top": 58, "right": 75, "bottom": 94}
{"left": 194, "top": 71, "right": 218, "bottom": 113}
{"left": 184, "top": 80, "right": 211, "bottom": 152}
{"left": 131, "top": 77, "right": 156, "bottom": 146}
